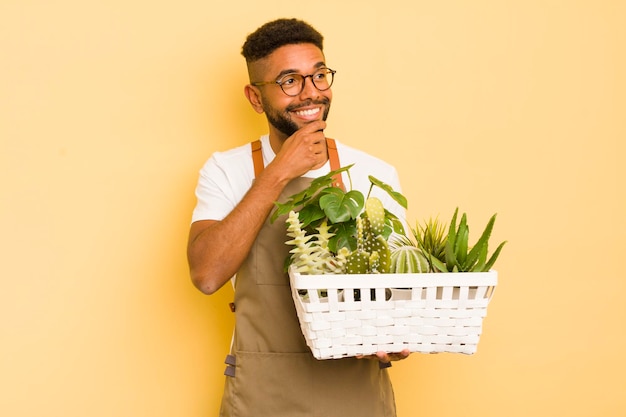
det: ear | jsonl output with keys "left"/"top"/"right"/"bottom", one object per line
{"left": 244, "top": 85, "right": 265, "bottom": 114}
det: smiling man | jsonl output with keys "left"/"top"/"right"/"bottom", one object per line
{"left": 187, "top": 18, "right": 409, "bottom": 417}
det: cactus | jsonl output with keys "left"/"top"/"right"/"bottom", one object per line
{"left": 365, "top": 235, "right": 391, "bottom": 273}
{"left": 364, "top": 197, "right": 386, "bottom": 235}
{"left": 362, "top": 197, "right": 391, "bottom": 273}
{"left": 390, "top": 245, "right": 429, "bottom": 273}
{"left": 343, "top": 199, "right": 393, "bottom": 274}
{"left": 346, "top": 217, "right": 370, "bottom": 274}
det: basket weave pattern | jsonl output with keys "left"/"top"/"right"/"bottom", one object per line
{"left": 289, "top": 268, "right": 497, "bottom": 360}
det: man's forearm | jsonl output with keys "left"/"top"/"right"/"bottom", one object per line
{"left": 187, "top": 170, "right": 290, "bottom": 294}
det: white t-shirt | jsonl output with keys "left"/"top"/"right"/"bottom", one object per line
{"left": 191, "top": 134, "right": 406, "bottom": 224}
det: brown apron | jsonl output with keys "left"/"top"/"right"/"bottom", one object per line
{"left": 218, "top": 140, "right": 397, "bottom": 417}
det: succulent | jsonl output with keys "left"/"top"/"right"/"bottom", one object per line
{"left": 390, "top": 210, "right": 506, "bottom": 273}
{"left": 345, "top": 217, "right": 370, "bottom": 274}
{"left": 435, "top": 208, "right": 507, "bottom": 273}
{"left": 413, "top": 218, "right": 447, "bottom": 263}
{"left": 285, "top": 212, "right": 350, "bottom": 274}
{"left": 389, "top": 234, "right": 430, "bottom": 273}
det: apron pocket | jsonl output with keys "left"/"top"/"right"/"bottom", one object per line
{"left": 222, "top": 350, "right": 396, "bottom": 417}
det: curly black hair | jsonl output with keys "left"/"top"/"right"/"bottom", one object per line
{"left": 241, "top": 18, "right": 324, "bottom": 63}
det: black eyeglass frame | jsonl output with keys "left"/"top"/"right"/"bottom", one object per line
{"left": 251, "top": 68, "right": 336, "bottom": 97}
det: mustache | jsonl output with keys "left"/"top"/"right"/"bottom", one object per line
{"left": 286, "top": 98, "right": 330, "bottom": 112}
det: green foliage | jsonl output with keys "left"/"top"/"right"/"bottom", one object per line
{"left": 273, "top": 165, "right": 406, "bottom": 254}
{"left": 319, "top": 188, "right": 364, "bottom": 223}
{"left": 277, "top": 165, "right": 507, "bottom": 275}
{"left": 390, "top": 210, "right": 506, "bottom": 273}
{"left": 367, "top": 175, "right": 408, "bottom": 209}
{"left": 439, "top": 208, "right": 507, "bottom": 272}
{"left": 410, "top": 217, "right": 448, "bottom": 272}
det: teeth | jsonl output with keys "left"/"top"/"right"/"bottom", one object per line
{"left": 295, "top": 108, "right": 320, "bottom": 116}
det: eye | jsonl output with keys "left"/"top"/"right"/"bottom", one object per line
{"left": 314, "top": 71, "right": 328, "bottom": 81}
{"left": 278, "top": 75, "right": 299, "bottom": 86}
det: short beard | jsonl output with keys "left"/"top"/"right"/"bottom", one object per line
{"left": 264, "top": 99, "right": 331, "bottom": 138}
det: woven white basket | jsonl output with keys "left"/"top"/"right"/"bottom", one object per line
{"left": 289, "top": 267, "right": 497, "bottom": 359}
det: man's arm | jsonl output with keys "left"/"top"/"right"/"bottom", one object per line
{"left": 187, "top": 122, "right": 328, "bottom": 294}
{"left": 187, "top": 169, "right": 289, "bottom": 294}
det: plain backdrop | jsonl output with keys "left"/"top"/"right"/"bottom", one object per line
{"left": 2, "top": 1, "right": 625, "bottom": 416}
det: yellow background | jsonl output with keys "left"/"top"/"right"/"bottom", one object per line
{"left": 2, "top": 1, "right": 624, "bottom": 416}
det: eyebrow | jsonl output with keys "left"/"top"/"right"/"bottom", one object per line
{"left": 275, "top": 61, "right": 327, "bottom": 79}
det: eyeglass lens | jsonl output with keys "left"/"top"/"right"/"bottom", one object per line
{"left": 278, "top": 69, "right": 334, "bottom": 96}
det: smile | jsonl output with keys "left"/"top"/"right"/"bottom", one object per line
{"left": 294, "top": 107, "right": 321, "bottom": 117}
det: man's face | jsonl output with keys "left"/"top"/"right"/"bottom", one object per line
{"left": 249, "top": 43, "right": 332, "bottom": 139}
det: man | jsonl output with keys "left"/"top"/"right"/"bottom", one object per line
{"left": 187, "top": 18, "right": 409, "bottom": 417}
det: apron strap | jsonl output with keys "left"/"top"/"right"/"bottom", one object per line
{"left": 325, "top": 138, "right": 345, "bottom": 191}
{"left": 251, "top": 139, "right": 264, "bottom": 178}
{"left": 250, "top": 138, "right": 345, "bottom": 191}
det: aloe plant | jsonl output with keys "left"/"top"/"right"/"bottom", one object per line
{"left": 429, "top": 208, "right": 507, "bottom": 272}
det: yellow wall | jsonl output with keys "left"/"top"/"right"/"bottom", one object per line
{"left": 2, "top": 1, "right": 624, "bottom": 416}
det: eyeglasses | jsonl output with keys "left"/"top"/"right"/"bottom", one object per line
{"left": 251, "top": 68, "right": 336, "bottom": 97}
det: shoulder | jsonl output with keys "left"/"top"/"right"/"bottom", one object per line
{"left": 203, "top": 141, "right": 254, "bottom": 169}
{"left": 201, "top": 135, "right": 270, "bottom": 173}
{"left": 192, "top": 138, "right": 261, "bottom": 223}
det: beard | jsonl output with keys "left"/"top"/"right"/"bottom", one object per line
{"left": 263, "top": 98, "right": 331, "bottom": 137}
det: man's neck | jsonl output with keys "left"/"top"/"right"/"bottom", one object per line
{"left": 268, "top": 132, "right": 287, "bottom": 156}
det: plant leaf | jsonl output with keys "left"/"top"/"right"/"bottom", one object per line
{"left": 483, "top": 240, "right": 507, "bottom": 271}
{"left": 455, "top": 213, "right": 469, "bottom": 267}
{"left": 465, "top": 213, "right": 497, "bottom": 267}
{"left": 271, "top": 164, "right": 355, "bottom": 223}
{"left": 368, "top": 175, "right": 408, "bottom": 209}
{"left": 296, "top": 204, "right": 326, "bottom": 228}
{"left": 470, "top": 244, "right": 488, "bottom": 272}
{"left": 444, "top": 208, "right": 459, "bottom": 272}
{"left": 428, "top": 254, "right": 447, "bottom": 273}
{"left": 319, "top": 188, "right": 364, "bottom": 223}
{"left": 330, "top": 222, "right": 358, "bottom": 252}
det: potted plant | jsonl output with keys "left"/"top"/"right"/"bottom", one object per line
{"left": 272, "top": 166, "right": 506, "bottom": 359}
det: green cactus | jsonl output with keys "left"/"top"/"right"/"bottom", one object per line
{"left": 364, "top": 197, "right": 386, "bottom": 235}
{"left": 344, "top": 200, "right": 392, "bottom": 274}
{"left": 390, "top": 245, "right": 429, "bottom": 273}
{"left": 346, "top": 217, "right": 370, "bottom": 273}
{"left": 366, "top": 235, "right": 391, "bottom": 273}
{"left": 346, "top": 250, "right": 370, "bottom": 274}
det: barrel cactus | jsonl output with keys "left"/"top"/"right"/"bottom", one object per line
{"left": 390, "top": 244, "right": 430, "bottom": 273}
